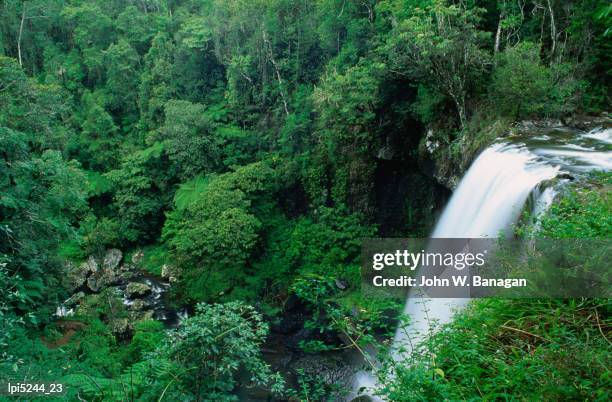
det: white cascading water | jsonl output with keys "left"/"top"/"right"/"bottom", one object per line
{"left": 351, "top": 126, "right": 611, "bottom": 400}
{"left": 391, "top": 144, "right": 559, "bottom": 361}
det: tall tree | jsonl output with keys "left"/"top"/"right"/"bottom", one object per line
{"left": 384, "top": 0, "right": 491, "bottom": 130}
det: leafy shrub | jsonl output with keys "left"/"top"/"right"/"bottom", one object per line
{"left": 539, "top": 172, "right": 611, "bottom": 237}
{"left": 380, "top": 298, "right": 611, "bottom": 401}
{"left": 155, "top": 302, "right": 284, "bottom": 400}
{"left": 124, "top": 320, "right": 165, "bottom": 363}
{"left": 491, "top": 42, "right": 582, "bottom": 119}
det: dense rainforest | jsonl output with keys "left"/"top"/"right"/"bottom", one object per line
{"left": 0, "top": 0, "right": 610, "bottom": 400}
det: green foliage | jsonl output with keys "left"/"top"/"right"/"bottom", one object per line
{"left": 0, "top": 57, "right": 88, "bottom": 323}
{"left": 538, "top": 173, "right": 611, "bottom": 238}
{"left": 314, "top": 63, "right": 383, "bottom": 146}
{"left": 491, "top": 42, "right": 582, "bottom": 119}
{"left": 173, "top": 175, "right": 211, "bottom": 210}
{"left": 291, "top": 273, "right": 398, "bottom": 357}
{"left": 124, "top": 320, "right": 165, "bottom": 363}
{"left": 78, "top": 215, "right": 122, "bottom": 255}
{"left": 76, "top": 95, "right": 120, "bottom": 170}
{"left": 0, "top": 256, "right": 26, "bottom": 370}
{"left": 412, "top": 84, "right": 446, "bottom": 125}
{"left": 1, "top": 1, "right": 610, "bottom": 400}
{"left": 163, "top": 173, "right": 263, "bottom": 301}
{"left": 251, "top": 205, "right": 374, "bottom": 303}
{"left": 379, "top": 298, "right": 612, "bottom": 402}
{"left": 73, "top": 319, "right": 123, "bottom": 376}
{"left": 287, "top": 368, "right": 338, "bottom": 401}
{"left": 158, "top": 100, "right": 221, "bottom": 180}
{"left": 104, "top": 39, "right": 140, "bottom": 120}
{"left": 157, "top": 302, "right": 284, "bottom": 400}
{"left": 138, "top": 244, "right": 171, "bottom": 276}
{"left": 85, "top": 170, "right": 113, "bottom": 197}
{"left": 384, "top": 0, "right": 491, "bottom": 129}
{"left": 164, "top": 181, "right": 260, "bottom": 269}
{"left": 163, "top": 160, "right": 285, "bottom": 301}
{"left": 107, "top": 141, "right": 168, "bottom": 243}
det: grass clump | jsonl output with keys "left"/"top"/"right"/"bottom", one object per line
{"left": 381, "top": 298, "right": 611, "bottom": 402}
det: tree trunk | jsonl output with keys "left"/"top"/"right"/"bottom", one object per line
{"left": 452, "top": 95, "right": 467, "bottom": 131}
{"left": 546, "top": 0, "right": 557, "bottom": 63}
{"left": 263, "top": 30, "right": 290, "bottom": 116}
{"left": 494, "top": 14, "right": 503, "bottom": 54}
{"left": 18, "top": 7, "right": 26, "bottom": 67}
{"left": 457, "top": 103, "right": 467, "bottom": 131}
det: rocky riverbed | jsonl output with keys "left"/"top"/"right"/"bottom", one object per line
{"left": 58, "top": 249, "right": 188, "bottom": 339}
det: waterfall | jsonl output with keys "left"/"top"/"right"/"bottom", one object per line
{"left": 391, "top": 143, "right": 559, "bottom": 361}
{"left": 350, "top": 126, "right": 611, "bottom": 401}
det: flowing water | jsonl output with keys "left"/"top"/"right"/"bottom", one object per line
{"left": 121, "top": 275, "right": 191, "bottom": 327}
{"left": 55, "top": 273, "right": 190, "bottom": 327}
{"left": 350, "top": 125, "right": 611, "bottom": 400}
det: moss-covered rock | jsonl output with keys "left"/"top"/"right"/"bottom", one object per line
{"left": 125, "top": 282, "right": 151, "bottom": 298}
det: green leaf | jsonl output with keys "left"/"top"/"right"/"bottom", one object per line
{"left": 85, "top": 170, "right": 113, "bottom": 196}
{"left": 173, "top": 175, "right": 211, "bottom": 210}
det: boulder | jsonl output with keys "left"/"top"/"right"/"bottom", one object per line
{"left": 64, "top": 260, "right": 95, "bottom": 291}
{"left": 86, "top": 268, "right": 118, "bottom": 293}
{"left": 85, "top": 256, "right": 99, "bottom": 273}
{"left": 292, "top": 355, "right": 353, "bottom": 386}
{"left": 86, "top": 276, "right": 100, "bottom": 293}
{"left": 63, "top": 261, "right": 83, "bottom": 291}
{"left": 125, "top": 282, "right": 151, "bottom": 298}
{"left": 128, "top": 299, "right": 149, "bottom": 311}
{"left": 161, "top": 264, "right": 181, "bottom": 283}
{"left": 118, "top": 264, "right": 137, "bottom": 282}
{"left": 129, "top": 309, "right": 155, "bottom": 322}
{"left": 103, "top": 249, "right": 123, "bottom": 270}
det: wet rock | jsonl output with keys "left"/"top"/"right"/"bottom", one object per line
{"left": 85, "top": 256, "right": 99, "bottom": 273}
{"left": 125, "top": 282, "right": 151, "bottom": 298}
{"left": 566, "top": 113, "right": 612, "bottom": 130}
{"left": 86, "top": 276, "right": 100, "bottom": 292}
{"left": 63, "top": 262, "right": 84, "bottom": 291}
{"left": 118, "top": 264, "right": 137, "bottom": 281}
{"left": 434, "top": 172, "right": 460, "bottom": 190}
{"left": 130, "top": 310, "right": 155, "bottom": 322}
{"left": 292, "top": 354, "right": 353, "bottom": 386}
{"left": 128, "top": 299, "right": 149, "bottom": 311}
{"left": 161, "top": 264, "right": 181, "bottom": 283}
{"left": 515, "top": 119, "right": 563, "bottom": 131}
{"left": 131, "top": 250, "right": 144, "bottom": 265}
{"left": 424, "top": 129, "right": 440, "bottom": 153}
{"left": 87, "top": 268, "right": 118, "bottom": 292}
{"left": 64, "top": 259, "right": 97, "bottom": 291}
{"left": 103, "top": 249, "right": 123, "bottom": 270}
{"left": 55, "top": 305, "right": 75, "bottom": 318}
{"left": 274, "top": 298, "right": 307, "bottom": 336}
